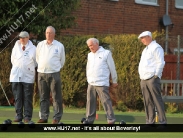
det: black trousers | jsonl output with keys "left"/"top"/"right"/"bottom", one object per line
{"left": 12, "top": 82, "right": 34, "bottom": 121}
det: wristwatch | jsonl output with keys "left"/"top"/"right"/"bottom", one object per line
{"left": 154, "top": 75, "right": 158, "bottom": 78}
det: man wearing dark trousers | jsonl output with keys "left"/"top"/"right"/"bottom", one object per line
{"left": 36, "top": 26, "right": 65, "bottom": 124}
{"left": 10, "top": 31, "right": 37, "bottom": 123}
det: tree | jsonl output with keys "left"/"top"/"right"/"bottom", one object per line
{"left": 0, "top": 0, "right": 80, "bottom": 48}
{"left": 0, "top": 0, "right": 80, "bottom": 106}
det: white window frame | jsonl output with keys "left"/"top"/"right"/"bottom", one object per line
{"left": 175, "top": 0, "right": 183, "bottom": 9}
{"left": 135, "top": 0, "right": 159, "bottom": 6}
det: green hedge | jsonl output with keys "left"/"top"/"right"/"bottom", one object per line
{"left": 0, "top": 47, "right": 13, "bottom": 105}
{"left": 0, "top": 32, "right": 164, "bottom": 111}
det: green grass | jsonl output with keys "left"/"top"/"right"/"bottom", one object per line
{"left": 0, "top": 106, "right": 183, "bottom": 124}
{"left": 0, "top": 106, "right": 183, "bottom": 117}
{"left": 0, "top": 106, "right": 183, "bottom": 138}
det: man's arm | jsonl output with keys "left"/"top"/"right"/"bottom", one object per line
{"left": 154, "top": 47, "right": 165, "bottom": 78}
{"left": 107, "top": 52, "right": 118, "bottom": 87}
{"left": 60, "top": 44, "right": 65, "bottom": 68}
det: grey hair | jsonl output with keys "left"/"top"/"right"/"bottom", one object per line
{"left": 46, "top": 26, "right": 56, "bottom": 34}
{"left": 86, "top": 38, "right": 99, "bottom": 45}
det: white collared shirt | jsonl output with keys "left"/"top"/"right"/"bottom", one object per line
{"left": 138, "top": 41, "right": 165, "bottom": 80}
{"left": 36, "top": 40, "right": 65, "bottom": 73}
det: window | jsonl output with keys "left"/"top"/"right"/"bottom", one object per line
{"left": 174, "top": 48, "right": 183, "bottom": 55}
{"left": 135, "top": 0, "right": 159, "bottom": 6}
{"left": 175, "top": 0, "right": 183, "bottom": 9}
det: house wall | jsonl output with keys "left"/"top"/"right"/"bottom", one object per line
{"left": 163, "top": 55, "right": 183, "bottom": 80}
{"left": 60, "top": 0, "right": 183, "bottom": 37}
{"left": 60, "top": 0, "right": 183, "bottom": 80}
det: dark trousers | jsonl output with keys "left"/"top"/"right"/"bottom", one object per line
{"left": 38, "top": 72, "right": 63, "bottom": 121}
{"left": 12, "top": 82, "right": 34, "bottom": 121}
{"left": 141, "top": 77, "right": 167, "bottom": 124}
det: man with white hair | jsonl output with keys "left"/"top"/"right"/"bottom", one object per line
{"left": 36, "top": 26, "right": 65, "bottom": 124}
{"left": 138, "top": 31, "right": 167, "bottom": 125}
{"left": 10, "top": 31, "right": 37, "bottom": 123}
{"left": 84, "top": 38, "right": 118, "bottom": 124}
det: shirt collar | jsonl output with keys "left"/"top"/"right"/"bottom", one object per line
{"left": 147, "top": 40, "right": 156, "bottom": 48}
{"left": 96, "top": 46, "right": 105, "bottom": 53}
{"left": 45, "top": 40, "right": 55, "bottom": 45}
{"left": 21, "top": 43, "right": 28, "bottom": 47}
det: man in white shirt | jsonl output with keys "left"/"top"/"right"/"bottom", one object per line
{"left": 36, "top": 26, "right": 65, "bottom": 124}
{"left": 10, "top": 31, "right": 37, "bottom": 123}
{"left": 84, "top": 38, "right": 118, "bottom": 124}
{"left": 138, "top": 31, "right": 167, "bottom": 125}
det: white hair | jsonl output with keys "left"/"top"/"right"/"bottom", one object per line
{"left": 86, "top": 38, "right": 99, "bottom": 45}
{"left": 46, "top": 26, "right": 56, "bottom": 34}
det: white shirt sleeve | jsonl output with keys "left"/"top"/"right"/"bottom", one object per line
{"left": 107, "top": 52, "right": 117, "bottom": 83}
{"left": 60, "top": 44, "right": 65, "bottom": 69}
{"left": 36, "top": 42, "right": 40, "bottom": 64}
{"left": 154, "top": 47, "right": 165, "bottom": 77}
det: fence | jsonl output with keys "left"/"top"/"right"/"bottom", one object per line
{"left": 161, "top": 80, "right": 183, "bottom": 103}
{"left": 157, "top": 35, "right": 183, "bottom": 80}
{"left": 157, "top": 35, "right": 183, "bottom": 103}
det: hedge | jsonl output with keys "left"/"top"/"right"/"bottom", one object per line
{"left": 0, "top": 31, "right": 164, "bottom": 111}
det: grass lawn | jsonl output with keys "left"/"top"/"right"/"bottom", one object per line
{"left": 0, "top": 106, "right": 183, "bottom": 138}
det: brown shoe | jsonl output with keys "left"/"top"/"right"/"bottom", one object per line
{"left": 52, "top": 120, "right": 59, "bottom": 124}
{"left": 37, "top": 119, "right": 48, "bottom": 123}
{"left": 108, "top": 121, "right": 115, "bottom": 124}
{"left": 14, "top": 119, "right": 22, "bottom": 122}
{"left": 24, "top": 119, "right": 30, "bottom": 123}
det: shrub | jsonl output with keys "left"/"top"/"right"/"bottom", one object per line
{"left": 165, "top": 103, "right": 178, "bottom": 113}
{"left": 116, "top": 101, "right": 128, "bottom": 112}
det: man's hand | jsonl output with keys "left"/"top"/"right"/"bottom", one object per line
{"left": 111, "top": 83, "right": 118, "bottom": 88}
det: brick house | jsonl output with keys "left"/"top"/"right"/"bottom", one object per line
{"left": 61, "top": 0, "right": 183, "bottom": 37}
{"left": 61, "top": 0, "right": 183, "bottom": 80}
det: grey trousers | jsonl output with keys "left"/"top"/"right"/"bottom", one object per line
{"left": 38, "top": 72, "right": 63, "bottom": 121}
{"left": 12, "top": 82, "right": 34, "bottom": 121}
{"left": 86, "top": 85, "right": 115, "bottom": 124}
{"left": 140, "top": 77, "right": 167, "bottom": 124}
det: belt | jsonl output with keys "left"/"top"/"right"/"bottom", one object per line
{"left": 142, "top": 76, "right": 154, "bottom": 81}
